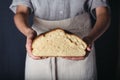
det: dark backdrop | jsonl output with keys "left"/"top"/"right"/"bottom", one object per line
{"left": 0, "top": 0, "right": 119, "bottom": 80}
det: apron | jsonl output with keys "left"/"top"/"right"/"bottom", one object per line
{"left": 25, "top": 12, "right": 97, "bottom": 80}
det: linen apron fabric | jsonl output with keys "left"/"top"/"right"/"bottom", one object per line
{"left": 9, "top": 0, "right": 110, "bottom": 80}
{"left": 25, "top": 12, "right": 97, "bottom": 80}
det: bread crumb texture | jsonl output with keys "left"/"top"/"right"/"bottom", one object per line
{"left": 32, "top": 28, "right": 87, "bottom": 57}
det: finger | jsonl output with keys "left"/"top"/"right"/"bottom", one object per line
{"left": 26, "top": 44, "right": 31, "bottom": 51}
{"left": 39, "top": 57, "right": 47, "bottom": 59}
{"left": 62, "top": 57, "right": 72, "bottom": 59}
{"left": 26, "top": 39, "right": 33, "bottom": 54}
{"left": 62, "top": 57, "right": 72, "bottom": 58}
{"left": 26, "top": 45, "right": 42, "bottom": 60}
{"left": 63, "top": 57, "right": 85, "bottom": 60}
{"left": 70, "top": 57, "right": 85, "bottom": 60}
{"left": 87, "top": 47, "right": 91, "bottom": 51}
{"left": 34, "top": 56, "right": 49, "bottom": 60}
{"left": 28, "top": 53, "right": 49, "bottom": 60}
{"left": 85, "top": 47, "right": 90, "bottom": 58}
{"left": 86, "top": 44, "right": 92, "bottom": 52}
{"left": 43, "top": 57, "right": 49, "bottom": 58}
{"left": 28, "top": 54, "right": 41, "bottom": 60}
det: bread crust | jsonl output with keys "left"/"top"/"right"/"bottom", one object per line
{"left": 32, "top": 28, "right": 87, "bottom": 57}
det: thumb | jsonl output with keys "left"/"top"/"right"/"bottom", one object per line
{"left": 86, "top": 44, "right": 92, "bottom": 51}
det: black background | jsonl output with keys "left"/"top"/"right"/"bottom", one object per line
{"left": 0, "top": 0, "right": 119, "bottom": 80}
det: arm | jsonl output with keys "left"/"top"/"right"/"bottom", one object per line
{"left": 14, "top": 5, "right": 35, "bottom": 37}
{"left": 83, "top": 6, "right": 110, "bottom": 51}
{"left": 65, "top": 7, "right": 110, "bottom": 60}
{"left": 86, "top": 7, "right": 110, "bottom": 42}
{"left": 14, "top": 5, "right": 41, "bottom": 60}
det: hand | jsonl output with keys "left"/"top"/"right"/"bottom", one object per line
{"left": 26, "top": 29, "right": 48, "bottom": 60}
{"left": 82, "top": 36, "right": 93, "bottom": 54}
{"left": 62, "top": 56, "right": 85, "bottom": 61}
{"left": 62, "top": 36, "right": 93, "bottom": 61}
{"left": 80, "top": 36, "right": 94, "bottom": 61}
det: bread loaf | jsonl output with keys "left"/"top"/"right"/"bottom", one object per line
{"left": 32, "top": 28, "right": 87, "bottom": 57}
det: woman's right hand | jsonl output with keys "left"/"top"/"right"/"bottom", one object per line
{"left": 26, "top": 29, "right": 40, "bottom": 60}
{"left": 25, "top": 29, "right": 48, "bottom": 60}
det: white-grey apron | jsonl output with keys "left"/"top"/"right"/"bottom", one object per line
{"left": 25, "top": 12, "right": 97, "bottom": 80}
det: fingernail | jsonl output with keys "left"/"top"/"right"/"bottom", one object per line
{"left": 87, "top": 47, "right": 91, "bottom": 51}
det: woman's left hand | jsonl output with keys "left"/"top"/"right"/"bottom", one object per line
{"left": 62, "top": 36, "right": 93, "bottom": 61}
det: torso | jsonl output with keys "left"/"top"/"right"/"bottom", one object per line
{"left": 31, "top": 0, "right": 90, "bottom": 20}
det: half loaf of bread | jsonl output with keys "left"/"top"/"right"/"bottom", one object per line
{"left": 32, "top": 28, "right": 87, "bottom": 57}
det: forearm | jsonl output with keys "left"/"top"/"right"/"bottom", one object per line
{"left": 87, "top": 7, "right": 110, "bottom": 42}
{"left": 14, "top": 12, "right": 34, "bottom": 37}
